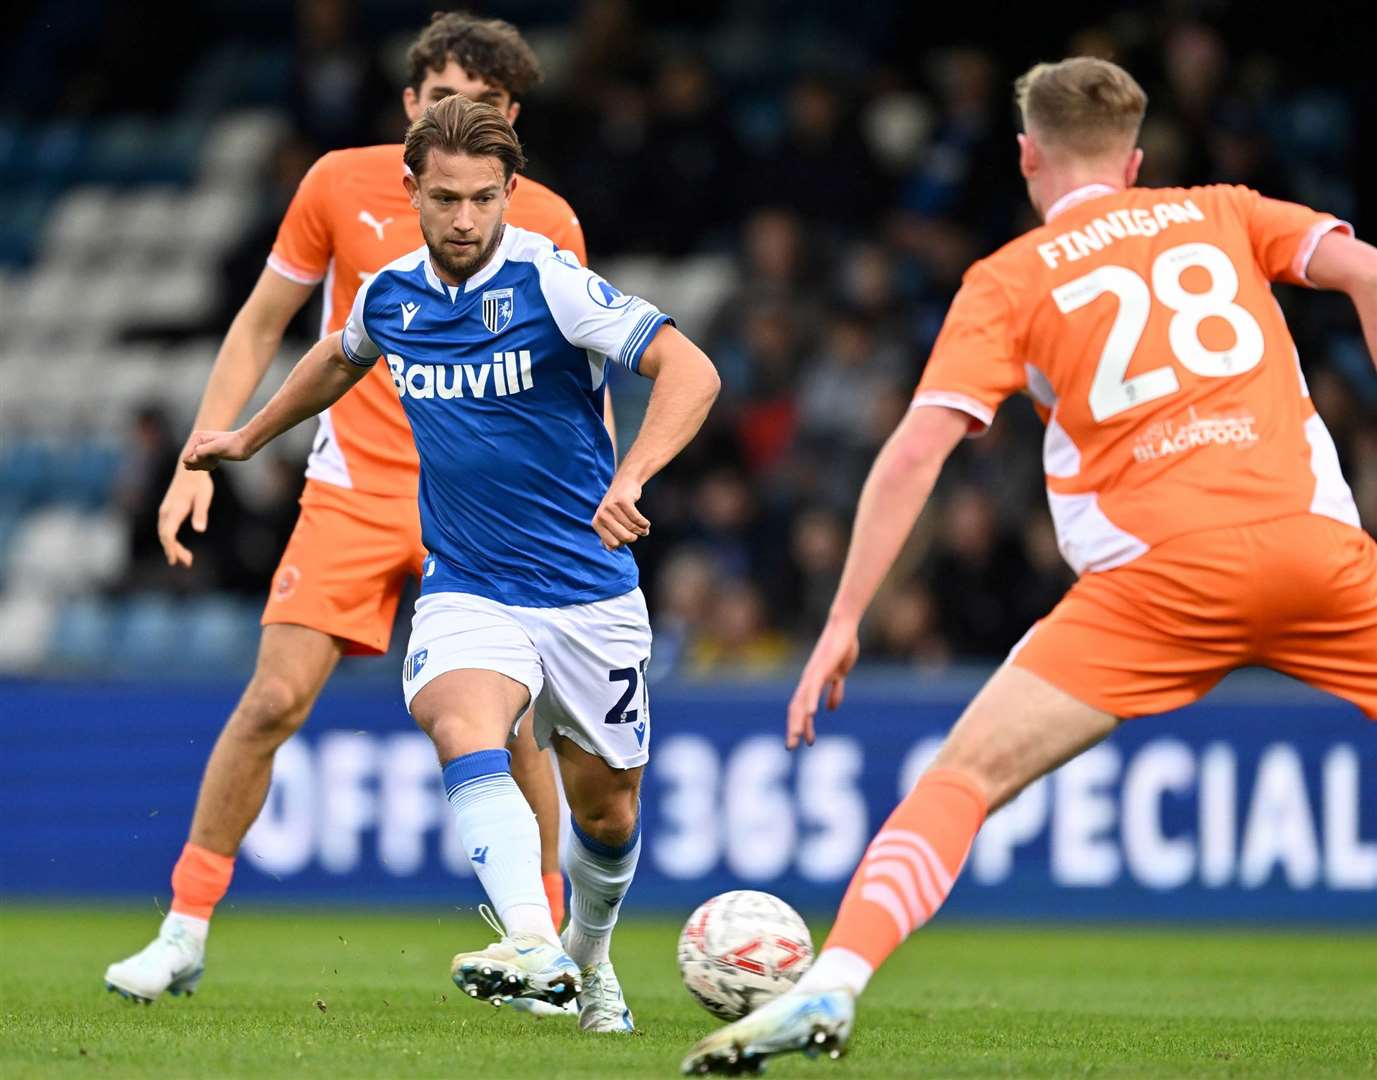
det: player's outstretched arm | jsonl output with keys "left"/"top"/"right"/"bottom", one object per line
{"left": 592, "top": 325, "right": 719, "bottom": 550}
{"left": 1308, "top": 231, "right": 1377, "bottom": 373}
{"left": 786, "top": 405, "right": 969, "bottom": 749}
{"left": 159, "top": 268, "right": 315, "bottom": 566}
{"left": 182, "top": 331, "right": 366, "bottom": 472}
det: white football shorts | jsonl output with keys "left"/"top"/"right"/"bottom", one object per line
{"left": 402, "top": 587, "right": 653, "bottom": 769}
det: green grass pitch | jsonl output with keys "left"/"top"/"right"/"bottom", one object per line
{"left": 2, "top": 904, "right": 1374, "bottom": 1078}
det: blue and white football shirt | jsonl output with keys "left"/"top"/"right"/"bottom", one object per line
{"left": 341, "top": 225, "right": 672, "bottom": 608}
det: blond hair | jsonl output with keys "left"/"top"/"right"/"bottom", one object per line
{"left": 404, "top": 95, "right": 527, "bottom": 181}
{"left": 1015, "top": 57, "right": 1147, "bottom": 158}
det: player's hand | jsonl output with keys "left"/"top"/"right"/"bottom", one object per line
{"left": 157, "top": 465, "right": 215, "bottom": 568}
{"left": 183, "top": 430, "right": 252, "bottom": 473}
{"left": 786, "top": 615, "right": 861, "bottom": 750}
{"left": 592, "top": 474, "right": 650, "bottom": 551}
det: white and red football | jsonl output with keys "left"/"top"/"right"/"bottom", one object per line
{"left": 677, "top": 890, "right": 814, "bottom": 1021}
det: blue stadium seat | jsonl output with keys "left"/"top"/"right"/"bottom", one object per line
{"left": 182, "top": 596, "right": 260, "bottom": 669}
{"left": 35, "top": 440, "right": 123, "bottom": 510}
{"left": 68, "top": 440, "right": 123, "bottom": 509}
{"left": 108, "top": 594, "right": 180, "bottom": 672}
{"left": 0, "top": 189, "right": 52, "bottom": 268}
{"left": 0, "top": 118, "right": 23, "bottom": 184}
{"left": 48, "top": 597, "right": 117, "bottom": 672}
{"left": 87, "top": 116, "right": 162, "bottom": 186}
{"left": 0, "top": 436, "right": 53, "bottom": 507}
{"left": 0, "top": 498, "right": 26, "bottom": 582}
{"left": 29, "top": 121, "right": 88, "bottom": 185}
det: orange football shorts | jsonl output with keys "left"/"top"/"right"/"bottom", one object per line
{"left": 262, "top": 479, "right": 425, "bottom": 655}
{"left": 1012, "top": 513, "right": 1377, "bottom": 720}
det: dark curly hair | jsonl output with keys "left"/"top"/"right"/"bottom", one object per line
{"left": 406, "top": 11, "right": 543, "bottom": 100}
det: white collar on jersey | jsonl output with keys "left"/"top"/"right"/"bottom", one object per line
{"left": 422, "top": 225, "right": 519, "bottom": 301}
{"left": 1044, "top": 183, "right": 1119, "bottom": 223}
{"left": 422, "top": 254, "right": 449, "bottom": 297}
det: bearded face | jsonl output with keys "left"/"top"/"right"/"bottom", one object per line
{"left": 405, "top": 149, "right": 515, "bottom": 284}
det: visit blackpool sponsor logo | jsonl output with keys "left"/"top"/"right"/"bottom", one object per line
{"left": 1132, "top": 407, "right": 1260, "bottom": 464}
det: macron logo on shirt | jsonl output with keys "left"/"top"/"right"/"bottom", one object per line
{"left": 400, "top": 301, "right": 420, "bottom": 330}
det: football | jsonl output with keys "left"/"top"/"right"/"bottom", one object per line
{"left": 677, "top": 890, "right": 814, "bottom": 1021}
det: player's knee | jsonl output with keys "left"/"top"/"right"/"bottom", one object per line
{"left": 572, "top": 797, "right": 638, "bottom": 848}
{"left": 232, "top": 673, "right": 314, "bottom": 746}
{"left": 929, "top": 744, "right": 1015, "bottom": 812}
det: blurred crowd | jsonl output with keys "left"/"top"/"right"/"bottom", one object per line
{"left": 26, "top": 0, "right": 1376, "bottom": 675}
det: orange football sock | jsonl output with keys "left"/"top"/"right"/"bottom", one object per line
{"left": 542, "top": 871, "right": 566, "bottom": 930}
{"left": 823, "top": 768, "right": 987, "bottom": 973}
{"left": 169, "top": 842, "right": 235, "bottom": 920}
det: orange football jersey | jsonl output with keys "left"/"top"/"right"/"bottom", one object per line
{"left": 267, "top": 144, "right": 586, "bottom": 497}
{"left": 915, "top": 183, "right": 1360, "bottom": 575}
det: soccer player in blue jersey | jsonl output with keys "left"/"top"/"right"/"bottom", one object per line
{"left": 183, "top": 95, "right": 721, "bottom": 1030}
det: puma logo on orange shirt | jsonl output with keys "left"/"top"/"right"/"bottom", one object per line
{"left": 358, "top": 210, "right": 394, "bottom": 240}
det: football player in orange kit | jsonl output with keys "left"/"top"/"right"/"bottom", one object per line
{"left": 105, "top": 13, "right": 591, "bottom": 1007}
{"left": 683, "top": 56, "right": 1377, "bottom": 1073}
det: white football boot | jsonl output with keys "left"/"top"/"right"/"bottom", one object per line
{"left": 574, "top": 960, "right": 635, "bottom": 1033}
{"left": 450, "top": 906, "right": 581, "bottom": 1009}
{"left": 104, "top": 919, "right": 205, "bottom": 1004}
{"left": 507, "top": 997, "right": 579, "bottom": 1019}
{"left": 680, "top": 989, "right": 854, "bottom": 1075}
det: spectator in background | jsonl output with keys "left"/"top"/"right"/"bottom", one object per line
{"left": 749, "top": 76, "right": 883, "bottom": 228}
{"left": 1135, "top": 117, "right": 1189, "bottom": 188}
{"left": 648, "top": 546, "right": 717, "bottom": 680}
{"left": 290, "top": 0, "right": 387, "bottom": 150}
{"left": 897, "top": 48, "right": 1019, "bottom": 244}
{"left": 224, "top": 454, "right": 305, "bottom": 591}
{"left": 564, "top": 0, "right": 645, "bottom": 100}
{"left": 786, "top": 506, "right": 847, "bottom": 637}
{"left": 641, "top": 54, "right": 740, "bottom": 255}
{"left": 688, "top": 580, "right": 792, "bottom": 675}
{"left": 721, "top": 305, "right": 802, "bottom": 472}
{"left": 115, "top": 404, "right": 246, "bottom": 594}
{"left": 1157, "top": 22, "right": 1229, "bottom": 183}
{"left": 794, "top": 307, "right": 908, "bottom": 508}
{"left": 559, "top": 79, "right": 653, "bottom": 252}
{"left": 834, "top": 243, "right": 909, "bottom": 348}
{"left": 796, "top": 306, "right": 906, "bottom": 451}
{"left": 1352, "top": 428, "right": 1377, "bottom": 529}
{"left": 1016, "top": 514, "right": 1074, "bottom": 631}
{"left": 686, "top": 468, "right": 765, "bottom": 584}
{"left": 706, "top": 208, "right": 819, "bottom": 355}
{"left": 923, "top": 485, "right": 1033, "bottom": 658}
{"left": 866, "top": 581, "right": 950, "bottom": 670}
{"left": 941, "top": 409, "right": 1045, "bottom": 529}
{"left": 1309, "top": 367, "right": 1360, "bottom": 463}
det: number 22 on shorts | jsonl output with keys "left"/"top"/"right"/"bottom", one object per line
{"left": 605, "top": 658, "right": 650, "bottom": 725}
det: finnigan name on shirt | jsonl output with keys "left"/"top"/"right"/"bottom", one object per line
{"left": 1038, "top": 199, "right": 1206, "bottom": 269}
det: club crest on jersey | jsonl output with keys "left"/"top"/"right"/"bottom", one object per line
{"left": 404, "top": 647, "right": 428, "bottom": 681}
{"left": 482, "top": 288, "right": 515, "bottom": 334}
